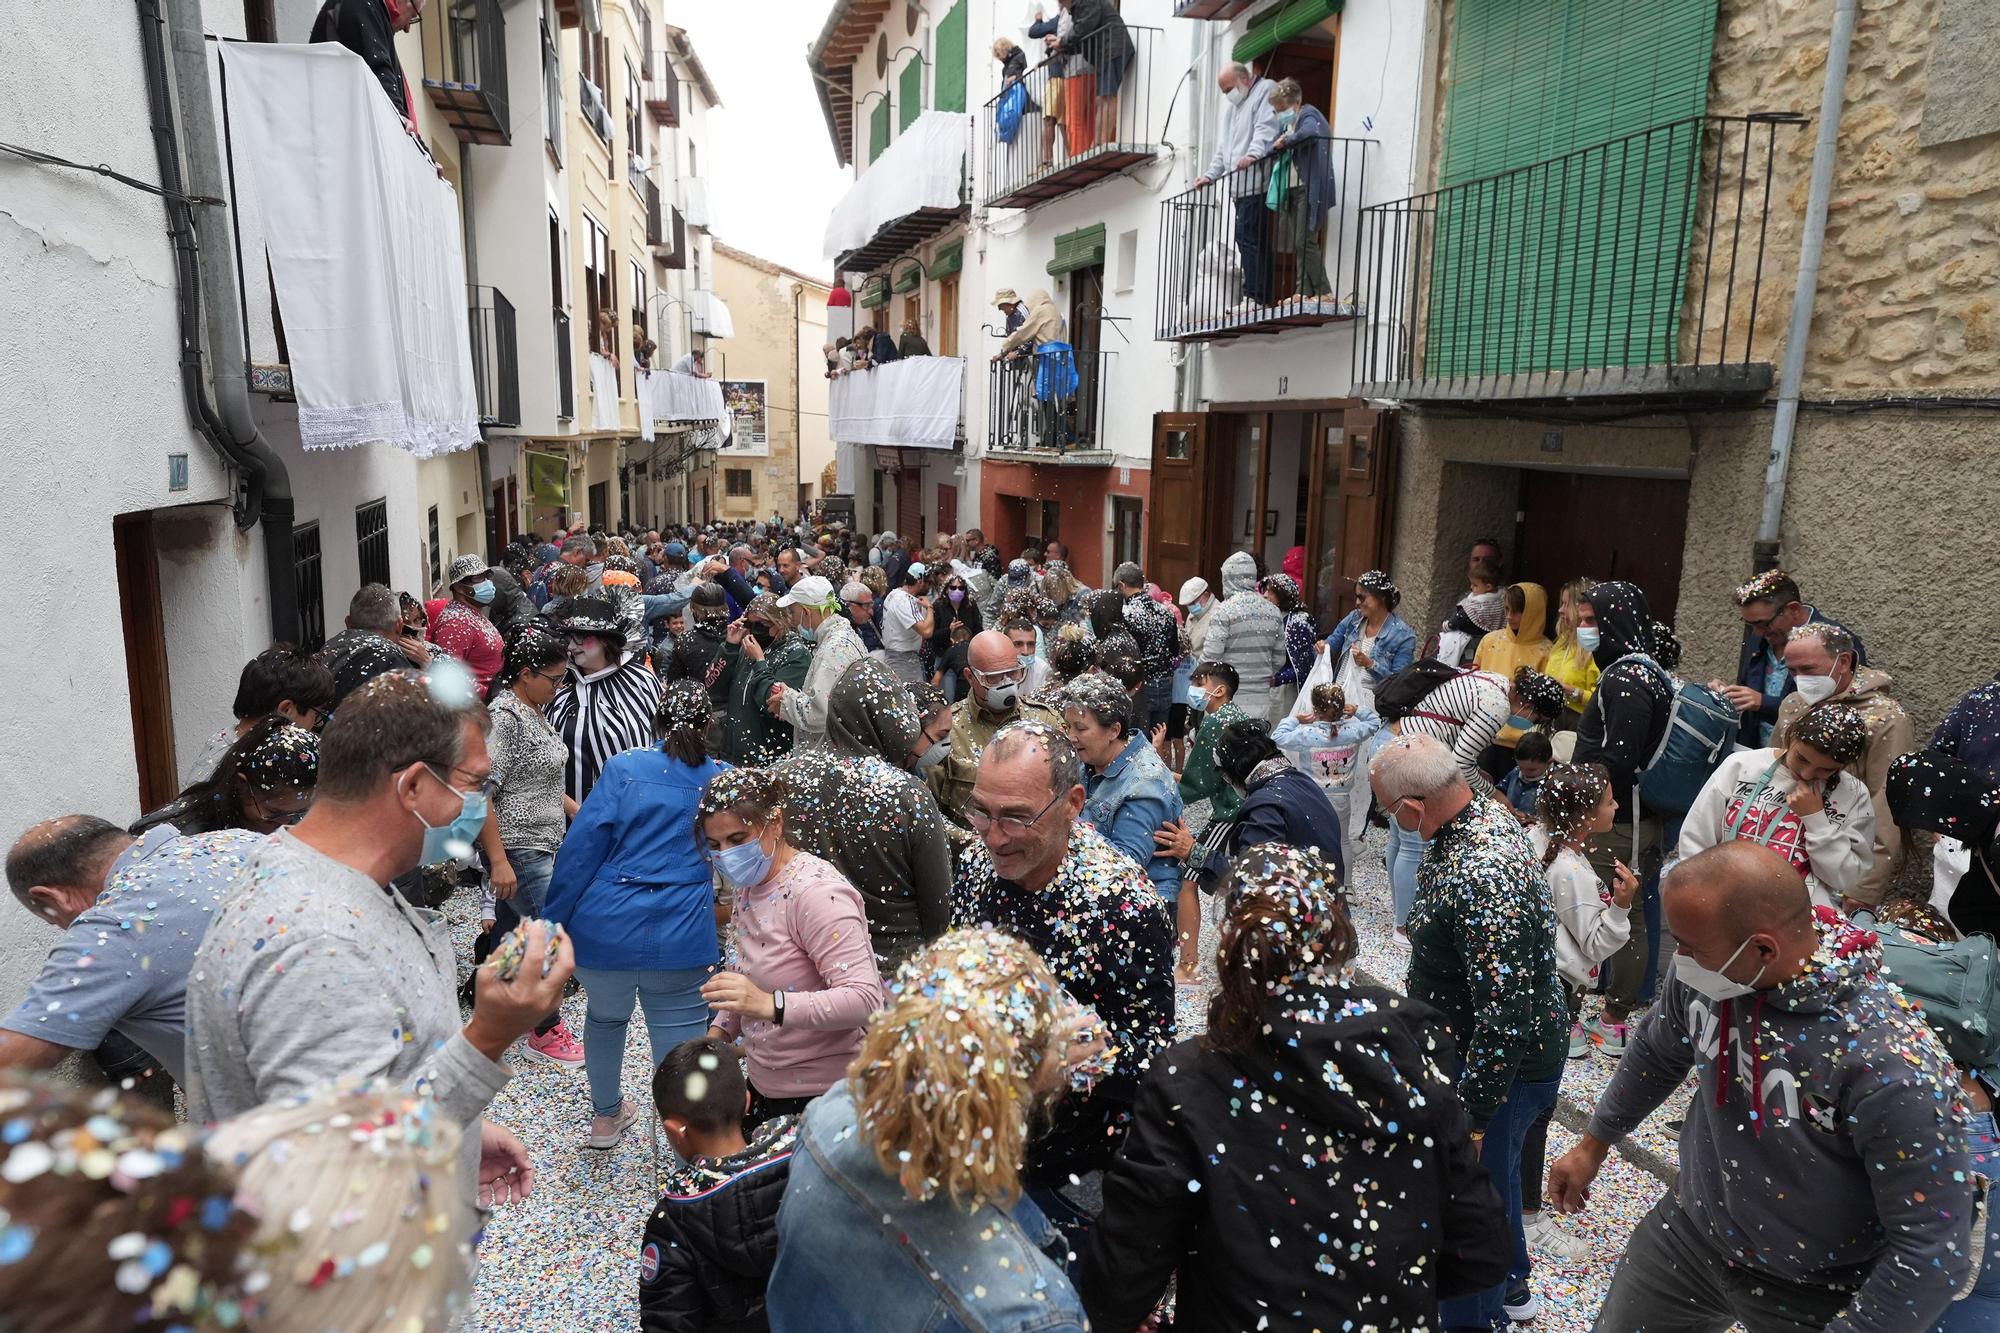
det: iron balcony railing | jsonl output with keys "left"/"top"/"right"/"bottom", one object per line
{"left": 554, "top": 307, "right": 575, "bottom": 420}
{"left": 1156, "top": 133, "right": 1372, "bottom": 341}
{"left": 468, "top": 287, "right": 519, "bottom": 427}
{"left": 987, "top": 346, "right": 1112, "bottom": 454}
{"left": 647, "top": 51, "right": 681, "bottom": 126}
{"left": 646, "top": 176, "right": 666, "bottom": 248}
{"left": 579, "top": 73, "right": 613, "bottom": 146}
{"left": 983, "top": 25, "right": 1161, "bottom": 209}
{"left": 420, "top": 0, "right": 510, "bottom": 145}
{"left": 1353, "top": 113, "right": 1807, "bottom": 401}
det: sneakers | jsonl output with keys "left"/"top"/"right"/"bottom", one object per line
{"left": 1522, "top": 1210, "right": 1592, "bottom": 1265}
{"left": 1567, "top": 1022, "right": 1591, "bottom": 1060}
{"left": 1584, "top": 1014, "right": 1631, "bottom": 1057}
{"left": 1502, "top": 1278, "right": 1541, "bottom": 1322}
{"left": 588, "top": 1099, "right": 641, "bottom": 1150}
{"left": 521, "top": 1021, "right": 585, "bottom": 1067}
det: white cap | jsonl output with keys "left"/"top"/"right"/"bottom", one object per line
{"left": 776, "top": 575, "right": 835, "bottom": 608}
{"left": 1177, "top": 576, "right": 1210, "bottom": 606}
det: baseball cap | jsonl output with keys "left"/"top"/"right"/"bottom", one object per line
{"left": 776, "top": 575, "right": 835, "bottom": 608}
{"left": 906, "top": 561, "right": 930, "bottom": 581}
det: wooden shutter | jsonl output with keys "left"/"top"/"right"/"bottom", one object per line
{"left": 1145, "top": 413, "right": 1211, "bottom": 600}
{"left": 1431, "top": 0, "right": 1718, "bottom": 377}
{"left": 934, "top": 2, "right": 967, "bottom": 114}
{"left": 1330, "top": 406, "right": 1397, "bottom": 623}
{"left": 869, "top": 97, "right": 892, "bottom": 163}
{"left": 899, "top": 56, "right": 923, "bottom": 133}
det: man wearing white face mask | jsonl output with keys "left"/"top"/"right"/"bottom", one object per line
{"left": 188, "top": 671, "right": 574, "bottom": 1211}
{"left": 1192, "top": 62, "right": 1280, "bottom": 310}
{"left": 1772, "top": 622, "right": 1913, "bottom": 909}
{"left": 1550, "top": 841, "right": 1973, "bottom": 1333}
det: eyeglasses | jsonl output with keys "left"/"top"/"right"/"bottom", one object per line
{"left": 531, "top": 667, "right": 569, "bottom": 685}
{"left": 425, "top": 762, "right": 496, "bottom": 799}
{"left": 970, "top": 665, "right": 1027, "bottom": 687}
{"left": 1742, "top": 602, "right": 1799, "bottom": 635}
{"left": 964, "top": 788, "right": 1064, "bottom": 838}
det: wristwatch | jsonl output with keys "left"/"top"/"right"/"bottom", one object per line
{"left": 771, "top": 990, "right": 786, "bottom": 1026}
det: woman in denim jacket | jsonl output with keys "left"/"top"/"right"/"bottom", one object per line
{"left": 767, "top": 929, "right": 1100, "bottom": 1333}
{"left": 1057, "top": 671, "right": 1184, "bottom": 901}
{"left": 1320, "top": 569, "right": 1419, "bottom": 715}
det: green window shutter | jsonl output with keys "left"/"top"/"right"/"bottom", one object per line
{"left": 1430, "top": 0, "right": 1718, "bottom": 377}
{"left": 1232, "top": 0, "right": 1341, "bottom": 65}
{"left": 858, "top": 275, "right": 889, "bottom": 307}
{"left": 1047, "top": 223, "right": 1107, "bottom": 275}
{"left": 899, "top": 56, "right": 924, "bottom": 133}
{"left": 869, "top": 97, "right": 891, "bottom": 164}
{"left": 934, "top": 3, "right": 967, "bottom": 114}
{"left": 893, "top": 263, "right": 923, "bottom": 293}
{"left": 928, "top": 238, "right": 965, "bottom": 278}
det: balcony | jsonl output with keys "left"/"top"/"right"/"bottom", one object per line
{"left": 1156, "top": 135, "right": 1372, "bottom": 342}
{"left": 830, "top": 357, "right": 968, "bottom": 452}
{"left": 1173, "top": 0, "right": 1261, "bottom": 15}
{"left": 554, "top": 308, "right": 574, "bottom": 420}
{"left": 661, "top": 204, "right": 688, "bottom": 266}
{"left": 579, "top": 73, "right": 613, "bottom": 146}
{"left": 1354, "top": 113, "right": 1806, "bottom": 405}
{"left": 419, "top": 0, "right": 509, "bottom": 145}
{"left": 986, "top": 347, "right": 1111, "bottom": 459}
{"left": 469, "top": 287, "right": 520, "bottom": 428}
{"left": 983, "top": 26, "right": 1161, "bottom": 210}
{"left": 645, "top": 177, "right": 666, "bottom": 248}
{"left": 646, "top": 52, "right": 681, "bottom": 126}
{"left": 824, "top": 110, "right": 970, "bottom": 272}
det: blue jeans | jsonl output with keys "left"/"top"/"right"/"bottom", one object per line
{"left": 1441, "top": 1071, "right": 1563, "bottom": 1331}
{"left": 491, "top": 849, "right": 559, "bottom": 1036}
{"left": 1935, "top": 1110, "right": 2000, "bottom": 1330}
{"left": 573, "top": 965, "right": 711, "bottom": 1116}
{"left": 1387, "top": 818, "right": 1429, "bottom": 927}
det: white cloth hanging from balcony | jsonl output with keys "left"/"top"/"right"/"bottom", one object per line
{"left": 647, "top": 369, "right": 726, "bottom": 423}
{"left": 219, "top": 42, "right": 479, "bottom": 458}
{"left": 589, "top": 354, "right": 622, "bottom": 431}
{"left": 634, "top": 368, "right": 656, "bottom": 442}
{"left": 821, "top": 110, "right": 967, "bottom": 262}
{"left": 828, "top": 357, "right": 964, "bottom": 450}
{"left": 691, "top": 290, "right": 735, "bottom": 340}
{"left": 682, "top": 178, "right": 711, "bottom": 228}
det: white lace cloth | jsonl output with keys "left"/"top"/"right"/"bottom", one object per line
{"left": 645, "top": 369, "right": 726, "bottom": 423}
{"left": 589, "top": 354, "right": 622, "bottom": 431}
{"left": 822, "top": 110, "right": 967, "bottom": 261}
{"left": 828, "top": 357, "right": 965, "bottom": 450}
{"left": 220, "top": 42, "right": 478, "bottom": 458}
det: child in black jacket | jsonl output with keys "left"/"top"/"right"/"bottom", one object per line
{"left": 640, "top": 1037, "right": 797, "bottom": 1333}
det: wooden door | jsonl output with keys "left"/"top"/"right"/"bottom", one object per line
{"left": 937, "top": 483, "right": 958, "bottom": 537}
{"left": 1325, "top": 406, "right": 1398, "bottom": 624}
{"left": 897, "top": 467, "right": 923, "bottom": 547}
{"left": 938, "top": 275, "right": 959, "bottom": 357}
{"left": 114, "top": 513, "right": 178, "bottom": 811}
{"left": 1146, "top": 413, "right": 1210, "bottom": 597}
{"left": 1514, "top": 472, "right": 1689, "bottom": 617}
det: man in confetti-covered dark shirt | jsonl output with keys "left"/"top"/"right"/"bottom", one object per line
{"left": 1371, "top": 731, "right": 1567, "bottom": 1328}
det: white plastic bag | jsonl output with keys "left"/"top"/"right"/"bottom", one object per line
{"left": 1299, "top": 643, "right": 1337, "bottom": 700}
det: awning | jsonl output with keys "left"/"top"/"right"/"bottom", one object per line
{"left": 691, "top": 289, "right": 734, "bottom": 339}
{"left": 1047, "top": 223, "right": 1107, "bottom": 276}
{"left": 892, "top": 262, "right": 923, "bottom": 293}
{"left": 828, "top": 356, "right": 965, "bottom": 450}
{"left": 220, "top": 42, "right": 479, "bottom": 457}
{"left": 928, "top": 237, "right": 964, "bottom": 278}
{"left": 823, "top": 110, "right": 968, "bottom": 270}
{"left": 1234, "top": 0, "right": 1341, "bottom": 64}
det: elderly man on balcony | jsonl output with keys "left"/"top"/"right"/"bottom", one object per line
{"left": 309, "top": 0, "right": 425, "bottom": 131}
{"left": 1193, "top": 62, "right": 1279, "bottom": 311}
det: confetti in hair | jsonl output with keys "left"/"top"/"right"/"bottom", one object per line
{"left": 1791, "top": 701, "right": 1869, "bottom": 765}
{"left": 1205, "top": 845, "right": 1354, "bottom": 1056}
{"left": 1511, "top": 668, "right": 1565, "bottom": 721}
{"left": 1355, "top": 569, "right": 1400, "bottom": 609}
{"left": 1535, "top": 762, "right": 1611, "bottom": 849}
{"left": 1733, "top": 567, "right": 1798, "bottom": 607}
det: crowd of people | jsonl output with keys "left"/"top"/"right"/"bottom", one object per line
{"left": 2, "top": 509, "right": 1997, "bottom": 1333}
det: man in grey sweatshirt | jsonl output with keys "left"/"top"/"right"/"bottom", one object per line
{"left": 188, "top": 672, "right": 574, "bottom": 1207}
{"left": 1548, "top": 842, "right": 1972, "bottom": 1332}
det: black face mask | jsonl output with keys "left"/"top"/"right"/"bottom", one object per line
{"left": 748, "top": 624, "right": 778, "bottom": 650}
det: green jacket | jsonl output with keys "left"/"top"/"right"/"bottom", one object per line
{"left": 1405, "top": 794, "right": 1568, "bottom": 1129}
{"left": 1178, "top": 701, "right": 1246, "bottom": 821}
{"left": 715, "top": 631, "right": 814, "bottom": 766}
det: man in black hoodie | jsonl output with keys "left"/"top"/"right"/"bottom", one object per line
{"left": 1572, "top": 580, "right": 1673, "bottom": 1048}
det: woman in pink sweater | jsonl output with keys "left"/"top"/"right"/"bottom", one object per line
{"left": 698, "top": 768, "right": 887, "bottom": 1126}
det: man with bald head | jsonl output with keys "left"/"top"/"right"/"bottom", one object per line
{"left": 926, "top": 629, "right": 1061, "bottom": 825}
{"left": 1550, "top": 841, "right": 1973, "bottom": 1331}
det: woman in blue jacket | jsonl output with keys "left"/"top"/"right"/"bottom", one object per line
{"left": 546, "top": 679, "right": 728, "bottom": 1151}
{"left": 1058, "top": 670, "right": 1184, "bottom": 901}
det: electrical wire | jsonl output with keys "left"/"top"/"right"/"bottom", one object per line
{"left": 0, "top": 139, "right": 224, "bottom": 206}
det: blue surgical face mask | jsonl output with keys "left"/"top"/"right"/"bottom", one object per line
{"left": 1575, "top": 626, "right": 1602, "bottom": 654}
{"left": 714, "top": 835, "right": 774, "bottom": 888}
{"left": 412, "top": 766, "right": 489, "bottom": 865}
{"left": 1189, "top": 689, "right": 1210, "bottom": 715}
{"left": 1277, "top": 109, "right": 1297, "bottom": 127}
{"left": 471, "top": 580, "right": 496, "bottom": 605}
{"left": 1507, "top": 714, "right": 1536, "bottom": 732}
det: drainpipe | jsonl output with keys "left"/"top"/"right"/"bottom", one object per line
{"left": 159, "top": 0, "right": 300, "bottom": 642}
{"left": 1755, "top": 0, "right": 1857, "bottom": 573}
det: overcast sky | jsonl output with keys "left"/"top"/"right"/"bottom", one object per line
{"left": 675, "top": 9, "right": 852, "bottom": 281}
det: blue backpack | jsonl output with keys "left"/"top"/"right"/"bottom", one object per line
{"left": 1607, "top": 653, "right": 1739, "bottom": 816}
{"left": 996, "top": 83, "right": 1028, "bottom": 145}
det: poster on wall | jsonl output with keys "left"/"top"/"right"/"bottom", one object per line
{"left": 526, "top": 450, "right": 569, "bottom": 507}
{"left": 717, "top": 379, "right": 769, "bottom": 457}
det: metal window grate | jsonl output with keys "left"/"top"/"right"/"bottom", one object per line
{"left": 427, "top": 505, "right": 441, "bottom": 589}
{"left": 292, "top": 521, "right": 325, "bottom": 652}
{"left": 356, "top": 498, "right": 390, "bottom": 588}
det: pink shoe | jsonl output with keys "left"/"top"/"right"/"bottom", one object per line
{"left": 521, "top": 1022, "right": 585, "bottom": 1067}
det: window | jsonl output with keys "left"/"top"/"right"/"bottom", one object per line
{"left": 1114, "top": 228, "right": 1139, "bottom": 294}
{"left": 426, "top": 505, "right": 441, "bottom": 589}
{"left": 624, "top": 59, "right": 644, "bottom": 166}
{"left": 355, "top": 498, "right": 390, "bottom": 587}
{"left": 725, "top": 468, "right": 754, "bottom": 497}
{"left": 588, "top": 481, "right": 609, "bottom": 530}
{"left": 549, "top": 210, "right": 565, "bottom": 311}
{"left": 292, "top": 521, "right": 325, "bottom": 652}
{"left": 1112, "top": 497, "right": 1143, "bottom": 569}
{"left": 584, "top": 213, "right": 612, "bottom": 353}
{"left": 688, "top": 140, "right": 698, "bottom": 179}
{"left": 630, "top": 257, "right": 647, "bottom": 345}
{"left": 541, "top": 19, "right": 562, "bottom": 163}
{"left": 938, "top": 274, "right": 958, "bottom": 357}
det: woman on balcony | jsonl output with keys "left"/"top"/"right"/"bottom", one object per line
{"left": 1266, "top": 78, "right": 1338, "bottom": 304}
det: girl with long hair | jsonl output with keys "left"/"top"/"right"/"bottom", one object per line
{"left": 132, "top": 715, "right": 318, "bottom": 837}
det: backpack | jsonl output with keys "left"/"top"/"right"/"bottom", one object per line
{"left": 1875, "top": 923, "right": 2000, "bottom": 1067}
{"left": 1373, "top": 659, "right": 1470, "bottom": 722}
{"left": 1606, "top": 653, "right": 1739, "bottom": 816}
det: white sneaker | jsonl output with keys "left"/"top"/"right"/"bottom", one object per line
{"left": 1522, "top": 1210, "right": 1592, "bottom": 1264}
